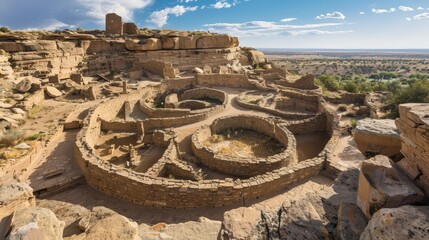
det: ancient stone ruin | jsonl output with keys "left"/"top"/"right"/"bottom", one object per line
{"left": 0, "top": 12, "right": 428, "bottom": 240}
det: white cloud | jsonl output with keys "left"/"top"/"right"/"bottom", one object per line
{"left": 406, "top": 17, "right": 412, "bottom": 21}
{"left": 372, "top": 8, "right": 396, "bottom": 14}
{"left": 413, "top": 13, "right": 429, "bottom": 20}
{"left": 359, "top": 12, "right": 365, "bottom": 15}
{"left": 77, "top": 0, "right": 153, "bottom": 23}
{"left": 398, "top": 6, "right": 414, "bottom": 12}
{"left": 316, "top": 11, "right": 346, "bottom": 20}
{"left": 280, "top": 18, "right": 297, "bottom": 23}
{"left": 0, "top": 0, "right": 154, "bottom": 30}
{"left": 288, "top": 29, "right": 353, "bottom": 36}
{"left": 179, "top": 0, "right": 197, "bottom": 3}
{"left": 148, "top": 5, "right": 198, "bottom": 27}
{"left": 212, "top": 0, "right": 232, "bottom": 9}
{"left": 203, "top": 20, "right": 350, "bottom": 37}
{"left": 417, "top": 7, "right": 424, "bottom": 11}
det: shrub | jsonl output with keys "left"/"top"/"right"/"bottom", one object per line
{"left": 343, "top": 81, "right": 358, "bottom": 93}
{"left": 337, "top": 104, "right": 347, "bottom": 112}
{"left": 0, "top": 26, "right": 10, "bottom": 33}
{"left": 0, "top": 129, "right": 24, "bottom": 147}
{"left": 26, "top": 133, "right": 41, "bottom": 141}
{"left": 388, "top": 79, "right": 429, "bottom": 117}
{"left": 351, "top": 119, "right": 358, "bottom": 129}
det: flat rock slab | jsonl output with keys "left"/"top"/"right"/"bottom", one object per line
{"left": 354, "top": 118, "right": 401, "bottom": 158}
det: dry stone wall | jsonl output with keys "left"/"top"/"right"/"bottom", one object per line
{"left": 74, "top": 90, "right": 338, "bottom": 208}
{"left": 395, "top": 103, "right": 429, "bottom": 196}
{"left": 191, "top": 115, "right": 297, "bottom": 177}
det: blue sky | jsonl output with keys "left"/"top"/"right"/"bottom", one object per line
{"left": 1, "top": 0, "right": 429, "bottom": 48}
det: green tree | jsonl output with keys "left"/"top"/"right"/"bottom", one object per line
{"left": 0, "top": 27, "right": 10, "bottom": 33}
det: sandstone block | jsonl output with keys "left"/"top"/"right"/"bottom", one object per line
{"left": 45, "top": 86, "right": 62, "bottom": 98}
{"left": 356, "top": 155, "right": 426, "bottom": 219}
{"left": 162, "top": 37, "right": 179, "bottom": 49}
{"left": 125, "top": 38, "right": 161, "bottom": 51}
{"left": 334, "top": 203, "right": 367, "bottom": 240}
{"left": 354, "top": 119, "right": 401, "bottom": 158}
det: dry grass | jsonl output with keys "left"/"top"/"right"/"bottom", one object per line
{"left": 0, "top": 129, "right": 24, "bottom": 147}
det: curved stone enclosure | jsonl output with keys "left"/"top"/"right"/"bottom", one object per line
{"left": 191, "top": 115, "right": 297, "bottom": 177}
{"left": 74, "top": 82, "right": 339, "bottom": 208}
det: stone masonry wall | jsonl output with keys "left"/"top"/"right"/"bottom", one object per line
{"left": 395, "top": 103, "right": 429, "bottom": 196}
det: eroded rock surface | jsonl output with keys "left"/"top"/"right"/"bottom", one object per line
{"left": 356, "top": 155, "right": 426, "bottom": 218}
{"left": 354, "top": 119, "right": 401, "bottom": 158}
{"left": 7, "top": 207, "right": 65, "bottom": 240}
{"left": 360, "top": 205, "right": 429, "bottom": 240}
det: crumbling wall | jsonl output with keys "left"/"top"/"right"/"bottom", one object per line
{"left": 196, "top": 73, "right": 254, "bottom": 88}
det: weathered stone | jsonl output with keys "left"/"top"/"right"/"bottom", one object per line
{"left": 125, "top": 38, "right": 161, "bottom": 51}
{"left": 45, "top": 86, "right": 62, "bottom": 98}
{"left": 7, "top": 207, "right": 65, "bottom": 240}
{"left": 194, "top": 67, "right": 204, "bottom": 74}
{"left": 356, "top": 155, "right": 426, "bottom": 219}
{"left": 37, "top": 199, "right": 90, "bottom": 238}
{"left": 360, "top": 205, "right": 429, "bottom": 240}
{"left": 162, "top": 37, "right": 179, "bottom": 49}
{"left": 15, "top": 78, "right": 32, "bottom": 93}
{"left": 248, "top": 50, "right": 266, "bottom": 65}
{"left": 77, "top": 206, "right": 139, "bottom": 240}
{"left": 220, "top": 207, "right": 265, "bottom": 240}
{"left": 354, "top": 119, "right": 401, "bottom": 158}
{"left": 0, "top": 183, "right": 35, "bottom": 220}
{"left": 334, "top": 203, "right": 367, "bottom": 240}
{"left": 203, "top": 65, "right": 212, "bottom": 74}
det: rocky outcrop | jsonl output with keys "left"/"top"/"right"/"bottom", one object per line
{"left": 356, "top": 155, "right": 426, "bottom": 219}
{"left": 395, "top": 103, "right": 429, "bottom": 196}
{"left": 220, "top": 193, "right": 338, "bottom": 240}
{"left": 354, "top": 119, "right": 401, "bottom": 158}
{"left": 7, "top": 207, "right": 65, "bottom": 240}
{"left": 360, "top": 205, "right": 429, "bottom": 240}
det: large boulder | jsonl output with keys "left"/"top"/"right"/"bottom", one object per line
{"left": 196, "top": 35, "right": 236, "bottom": 49}
{"left": 179, "top": 36, "right": 197, "bottom": 49}
{"left": 220, "top": 207, "right": 265, "bottom": 240}
{"left": 162, "top": 37, "right": 179, "bottom": 49}
{"left": 334, "top": 203, "right": 367, "bottom": 240}
{"left": 354, "top": 119, "right": 401, "bottom": 159}
{"left": 77, "top": 206, "right": 139, "bottom": 240}
{"left": 14, "top": 78, "right": 32, "bottom": 93}
{"left": 220, "top": 193, "right": 337, "bottom": 240}
{"left": 125, "top": 38, "right": 161, "bottom": 51}
{"left": 45, "top": 86, "right": 62, "bottom": 98}
{"left": 247, "top": 50, "right": 267, "bottom": 65}
{"left": 356, "top": 155, "right": 426, "bottom": 219}
{"left": 37, "top": 200, "right": 90, "bottom": 238}
{"left": 360, "top": 205, "right": 429, "bottom": 240}
{"left": 7, "top": 207, "right": 65, "bottom": 240}
{"left": 0, "top": 183, "right": 35, "bottom": 220}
